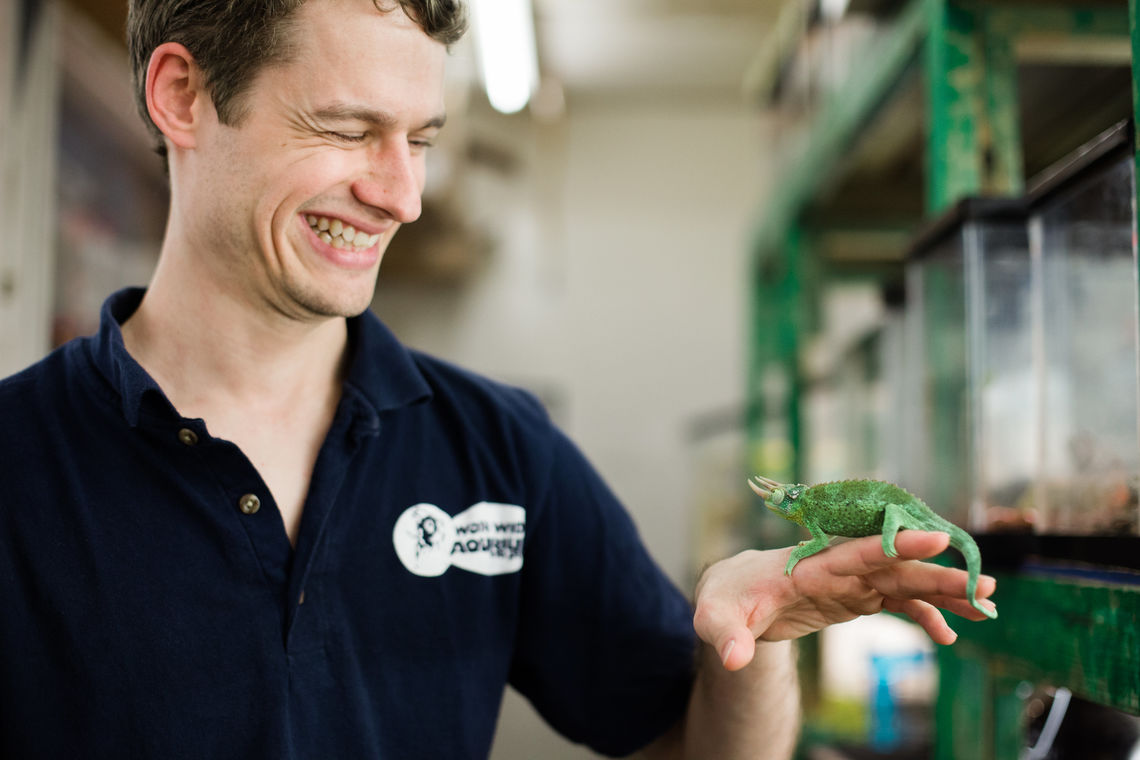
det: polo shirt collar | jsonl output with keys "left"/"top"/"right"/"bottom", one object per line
{"left": 90, "top": 287, "right": 432, "bottom": 428}
{"left": 343, "top": 301, "right": 433, "bottom": 415}
{"left": 90, "top": 288, "right": 170, "bottom": 427}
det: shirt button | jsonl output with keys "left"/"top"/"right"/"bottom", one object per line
{"left": 177, "top": 428, "right": 199, "bottom": 446}
{"left": 238, "top": 494, "right": 261, "bottom": 515}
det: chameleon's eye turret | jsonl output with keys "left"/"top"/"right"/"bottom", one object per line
{"left": 747, "top": 475, "right": 792, "bottom": 512}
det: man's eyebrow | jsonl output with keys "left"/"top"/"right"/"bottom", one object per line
{"left": 310, "top": 103, "right": 447, "bottom": 130}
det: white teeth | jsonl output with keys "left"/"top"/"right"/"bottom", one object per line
{"left": 307, "top": 215, "right": 379, "bottom": 250}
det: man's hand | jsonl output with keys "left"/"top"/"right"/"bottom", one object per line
{"left": 646, "top": 533, "right": 986, "bottom": 758}
{"left": 692, "top": 530, "right": 998, "bottom": 671}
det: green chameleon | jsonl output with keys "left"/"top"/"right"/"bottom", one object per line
{"left": 748, "top": 475, "right": 997, "bottom": 620}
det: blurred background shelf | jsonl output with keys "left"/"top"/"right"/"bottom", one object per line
{"left": 746, "top": 1, "right": 1140, "bottom": 758}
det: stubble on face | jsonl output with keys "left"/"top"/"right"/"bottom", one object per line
{"left": 277, "top": 225, "right": 391, "bottom": 320}
{"left": 185, "top": 0, "right": 444, "bottom": 324}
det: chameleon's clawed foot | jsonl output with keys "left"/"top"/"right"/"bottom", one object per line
{"left": 972, "top": 598, "right": 998, "bottom": 620}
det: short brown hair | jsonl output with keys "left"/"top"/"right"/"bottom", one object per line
{"left": 127, "top": 0, "right": 467, "bottom": 160}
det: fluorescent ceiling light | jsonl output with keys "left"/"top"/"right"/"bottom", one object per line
{"left": 471, "top": 0, "right": 539, "bottom": 114}
{"left": 821, "top": 0, "right": 851, "bottom": 22}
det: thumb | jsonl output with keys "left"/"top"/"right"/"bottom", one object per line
{"left": 716, "top": 630, "right": 757, "bottom": 671}
{"left": 693, "top": 603, "right": 757, "bottom": 671}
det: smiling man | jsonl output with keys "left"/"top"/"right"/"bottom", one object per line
{"left": 118, "top": 0, "right": 452, "bottom": 544}
{"left": 0, "top": 1, "right": 995, "bottom": 758}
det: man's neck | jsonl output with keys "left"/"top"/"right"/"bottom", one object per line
{"left": 120, "top": 254, "right": 349, "bottom": 423}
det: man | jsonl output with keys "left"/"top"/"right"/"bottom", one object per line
{"left": 0, "top": 0, "right": 995, "bottom": 757}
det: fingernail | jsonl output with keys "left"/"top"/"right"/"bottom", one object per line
{"left": 720, "top": 639, "right": 736, "bottom": 666}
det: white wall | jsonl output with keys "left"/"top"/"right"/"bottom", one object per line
{"left": 373, "top": 94, "right": 775, "bottom": 759}
{"left": 0, "top": 1, "right": 59, "bottom": 377}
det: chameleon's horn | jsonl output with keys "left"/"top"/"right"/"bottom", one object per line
{"left": 752, "top": 474, "right": 783, "bottom": 490}
{"left": 747, "top": 477, "right": 773, "bottom": 499}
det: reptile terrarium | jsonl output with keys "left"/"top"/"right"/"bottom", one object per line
{"left": 904, "top": 198, "right": 1031, "bottom": 530}
{"left": 1027, "top": 121, "right": 1139, "bottom": 536}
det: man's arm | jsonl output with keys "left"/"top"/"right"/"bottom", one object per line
{"left": 640, "top": 639, "right": 799, "bottom": 760}
{"left": 643, "top": 530, "right": 997, "bottom": 759}
{"left": 679, "top": 639, "right": 799, "bottom": 759}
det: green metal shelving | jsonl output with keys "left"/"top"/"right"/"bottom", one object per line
{"left": 938, "top": 572, "right": 1140, "bottom": 758}
{"left": 747, "top": 1, "right": 1139, "bottom": 757}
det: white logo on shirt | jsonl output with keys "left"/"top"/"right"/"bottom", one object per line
{"left": 393, "top": 502, "right": 526, "bottom": 577}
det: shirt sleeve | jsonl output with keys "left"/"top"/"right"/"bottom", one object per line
{"left": 508, "top": 427, "right": 697, "bottom": 757}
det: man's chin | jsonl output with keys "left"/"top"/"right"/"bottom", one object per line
{"left": 285, "top": 283, "right": 378, "bottom": 321}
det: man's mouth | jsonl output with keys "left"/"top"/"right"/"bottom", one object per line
{"left": 305, "top": 214, "right": 382, "bottom": 251}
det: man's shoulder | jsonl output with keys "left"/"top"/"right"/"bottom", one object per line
{"left": 0, "top": 340, "right": 101, "bottom": 471}
{"left": 406, "top": 349, "right": 551, "bottom": 427}
{"left": 0, "top": 337, "right": 114, "bottom": 434}
{"left": 0, "top": 340, "right": 82, "bottom": 407}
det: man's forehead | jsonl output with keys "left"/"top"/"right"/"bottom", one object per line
{"left": 283, "top": 0, "right": 441, "bottom": 61}
{"left": 297, "top": 0, "right": 422, "bottom": 30}
{"left": 265, "top": 0, "right": 447, "bottom": 117}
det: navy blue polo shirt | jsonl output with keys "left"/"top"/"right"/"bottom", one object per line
{"left": 0, "top": 288, "right": 696, "bottom": 759}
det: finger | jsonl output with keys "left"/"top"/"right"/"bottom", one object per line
{"left": 719, "top": 632, "right": 757, "bottom": 672}
{"left": 814, "top": 531, "right": 951, "bottom": 577}
{"left": 883, "top": 597, "right": 958, "bottom": 645}
{"left": 890, "top": 529, "right": 957, "bottom": 560}
{"left": 692, "top": 600, "right": 759, "bottom": 672}
{"left": 869, "top": 564, "right": 997, "bottom": 601}
{"left": 922, "top": 594, "right": 998, "bottom": 621}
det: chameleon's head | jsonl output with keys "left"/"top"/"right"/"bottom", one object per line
{"left": 748, "top": 475, "right": 807, "bottom": 517}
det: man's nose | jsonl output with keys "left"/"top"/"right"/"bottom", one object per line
{"left": 352, "top": 142, "right": 423, "bottom": 224}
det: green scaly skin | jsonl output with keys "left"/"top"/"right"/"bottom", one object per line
{"left": 749, "top": 476, "right": 996, "bottom": 620}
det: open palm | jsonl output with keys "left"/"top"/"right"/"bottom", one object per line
{"left": 693, "top": 531, "right": 997, "bottom": 671}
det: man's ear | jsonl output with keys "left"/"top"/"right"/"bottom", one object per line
{"left": 145, "top": 42, "right": 209, "bottom": 151}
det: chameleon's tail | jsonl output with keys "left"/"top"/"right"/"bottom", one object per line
{"left": 946, "top": 524, "right": 997, "bottom": 619}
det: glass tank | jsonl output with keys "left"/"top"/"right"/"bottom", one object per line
{"left": 804, "top": 331, "right": 884, "bottom": 486}
{"left": 976, "top": 219, "right": 1037, "bottom": 532}
{"left": 905, "top": 199, "right": 1031, "bottom": 529}
{"left": 1029, "top": 122, "right": 1139, "bottom": 535}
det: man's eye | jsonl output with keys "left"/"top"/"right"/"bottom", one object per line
{"left": 409, "top": 138, "right": 435, "bottom": 150}
{"left": 327, "top": 132, "right": 367, "bottom": 143}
